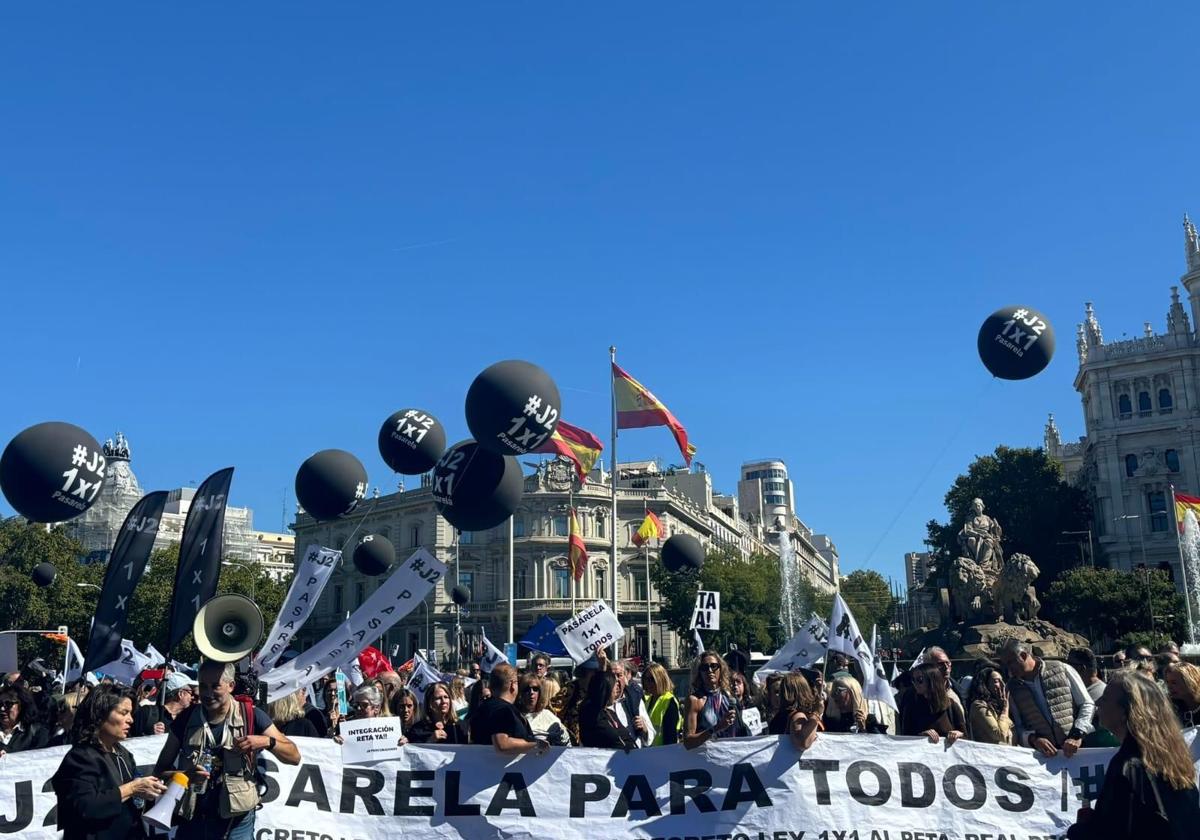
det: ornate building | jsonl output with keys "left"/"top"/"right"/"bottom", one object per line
{"left": 290, "top": 458, "right": 818, "bottom": 667}
{"left": 1047, "top": 217, "right": 1200, "bottom": 581}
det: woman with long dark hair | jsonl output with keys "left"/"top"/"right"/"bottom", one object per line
{"left": 900, "top": 662, "right": 965, "bottom": 744}
{"left": 51, "top": 685, "right": 168, "bottom": 840}
{"left": 407, "top": 682, "right": 469, "bottom": 744}
{"left": 776, "top": 672, "right": 821, "bottom": 750}
{"left": 0, "top": 684, "right": 49, "bottom": 756}
{"left": 683, "top": 651, "right": 744, "bottom": 748}
{"left": 966, "top": 666, "right": 1013, "bottom": 745}
{"left": 1067, "top": 669, "right": 1200, "bottom": 838}
{"left": 579, "top": 669, "right": 636, "bottom": 750}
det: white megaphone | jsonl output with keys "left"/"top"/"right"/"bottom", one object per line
{"left": 192, "top": 594, "right": 265, "bottom": 663}
{"left": 143, "top": 772, "right": 189, "bottom": 831}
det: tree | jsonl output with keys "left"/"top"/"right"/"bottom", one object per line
{"left": 925, "top": 446, "right": 1092, "bottom": 587}
{"left": 650, "top": 548, "right": 799, "bottom": 658}
{"left": 839, "top": 569, "right": 895, "bottom": 638}
{"left": 1044, "top": 566, "right": 1187, "bottom": 651}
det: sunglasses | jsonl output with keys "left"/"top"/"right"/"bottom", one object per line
{"left": 701, "top": 662, "right": 721, "bottom": 673}
{"left": 353, "top": 702, "right": 376, "bottom": 711}
{"left": 522, "top": 685, "right": 541, "bottom": 693}
{"left": 0, "top": 701, "right": 16, "bottom": 711}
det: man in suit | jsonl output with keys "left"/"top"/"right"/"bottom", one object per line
{"left": 611, "top": 659, "right": 655, "bottom": 748}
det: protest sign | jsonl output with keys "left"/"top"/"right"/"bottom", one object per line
{"left": 741, "top": 706, "right": 764, "bottom": 736}
{"left": 689, "top": 590, "right": 720, "bottom": 630}
{"left": 556, "top": 600, "right": 624, "bottom": 663}
{"left": 753, "top": 613, "right": 828, "bottom": 685}
{"left": 339, "top": 717, "right": 405, "bottom": 765}
{"left": 4, "top": 731, "right": 1197, "bottom": 839}
{"left": 253, "top": 544, "right": 340, "bottom": 672}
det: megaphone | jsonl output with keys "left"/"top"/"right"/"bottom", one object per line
{"left": 193, "top": 594, "right": 264, "bottom": 663}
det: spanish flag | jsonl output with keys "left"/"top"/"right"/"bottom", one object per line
{"left": 612, "top": 362, "right": 696, "bottom": 465}
{"left": 1175, "top": 492, "right": 1200, "bottom": 533}
{"left": 569, "top": 507, "right": 588, "bottom": 581}
{"left": 534, "top": 420, "right": 604, "bottom": 483}
{"left": 632, "top": 510, "right": 663, "bottom": 547}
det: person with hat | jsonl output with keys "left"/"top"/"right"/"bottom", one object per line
{"left": 133, "top": 672, "right": 197, "bottom": 737}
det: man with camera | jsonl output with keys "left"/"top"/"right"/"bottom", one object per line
{"left": 154, "top": 660, "right": 300, "bottom": 840}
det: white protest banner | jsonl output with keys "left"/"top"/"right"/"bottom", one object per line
{"left": 866, "top": 624, "right": 899, "bottom": 712}
{"left": 0, "top": 633, "right": 17, "bottom": 674}
{"left": 406, "top": 654, "right": 448, "bottom": 701}
{"left": 98, "top": 638, "right": 152, "bottom": 685}
{"left": 339, "top": 717, "right": 405, "bottom": 765}
{"left": 479, "top": 628, "right": 507, "bottom": 674}
{"left": 741, "top": 706, "right": 764, "bottom": 736}
{"left": 64, "top": 638, "right": 84, "bottom": 683}
{"left": 753, "top": 613, "right": 828, "bottom": 685}
{"left": 828, "top": 594, "right": 902, "bottom": 709}
{"left": 253, "top": 544, "right": 340, "bottom": 672}
{"left": 261, "top": 548, "right": 445, "bottom": 701}
{"left": 4, "top": 731, "right": 1198, "bottom": 839}
{"left": 689, "top": 590, "right": 720, "bottom": 630}
{"left": 143, "top": 643, "right": 166, "bottom": 667}
{"left": 556, "top": 600, "right": 624, "bottom": 664}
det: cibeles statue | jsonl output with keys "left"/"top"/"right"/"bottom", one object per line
{"left": 958, "top": 497, "right": 1003, "bottom": 574}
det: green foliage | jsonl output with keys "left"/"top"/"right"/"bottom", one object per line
{"left": 840, "top": 569, "right": 895, "bottom": 638}
{"left": 0, "top": 519, "right": 291, "bottom": 667}
{"left": 0, "top": 519, "right": 103, "bottom": 663}
{"left": 1044, "top": 566, "right": 1187, "bottom": 650}
{"left": 925, "top": 446, "right": 1092, "bottom": 585}
{"left": 650, "top": 548, "right": 792, "bottom": 656}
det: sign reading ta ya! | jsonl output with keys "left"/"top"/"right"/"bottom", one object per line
{"left": 690, "top": 590, "right": 720, "bottom": 630}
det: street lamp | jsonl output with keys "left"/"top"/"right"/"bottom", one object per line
{"left": 75, "top": 583, "right": 101, "bottom": 591}
{"left": 1115, "top": 515, "right": 1153, "bottom": 634}
{"left": 221, "top": 561, "right": 256, "bottom": 599}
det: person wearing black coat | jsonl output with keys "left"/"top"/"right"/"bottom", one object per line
{"left": 0, "top": 685, "right": 49, "bottom": 756}
{"left": 1068, "top": 670, "right": 1200, "bottom": 840}
{"left": 51, "top": 685, "right": 168, "bottom": 840}
{"left": 407, "top": 683, "right": 469, "bottom": 744}
{"left": 579, "top": 671, "right": 637, "bottom": 751}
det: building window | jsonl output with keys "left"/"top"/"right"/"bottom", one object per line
{"left": 595, "top": 569, "right": 606, "bottom": 599}
{"left": 553, "top": 568, "right": 570, "bottom": 598}
{"left": 460, "top": 531, "right": 473, "bottom": 545}
{"left": 553, "top": 516, "right": 568, "bottom": 536}
{"left": 596, "top": 517, "right": 605, "bottom": 538}
{"left": 459, "top": 572, "right": 475, "bottom": 599}
{"left": 410, "top": 525, "right": 421, "bottom": 547}
{"left": 333, "top": 585, "right": 343, "bottom": 614}
{"left": 515, "top": 569, "right": 527, "bottom": 599}
{"left": 1149, "top": 491, "right": 1169, "bottom": 532}
{"left": 1166, "top": 449, "right": 1181, "bottom": 472}
{"left": 1125, "top": 454, "right": 1138, "bottom": 477}
{"left": 513, "top": 517, "right": 525, "bottom": 537}
{"left": 1118, "top": 394, "right": 1132, "bottom": 418}
{"left": 1159, "top": 389, "right": 1174, "bottom": 413}
{"left": 1138, "top": 391, "right": 1152, "bottom": 416}
{"left": 355, "top": 582, "right": 365, "bottom": 606}
{"left": 634, "top": 577, "right": 648, "bottom": 601}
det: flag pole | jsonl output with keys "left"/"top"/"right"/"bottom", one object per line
{"left": 507, "top": 515, "right": 515, "bottom": 646}
{"left": 644, "top": 500, "right": 652, "bottom": 663}
{"left": 568, "top": 479, "right": 576, "bottom": 616}
{"left": 609, "top": 345, "right": 619, "bottom": 659}
{"left": 1170, "top": 485, "right": 1198, "bottom": 644}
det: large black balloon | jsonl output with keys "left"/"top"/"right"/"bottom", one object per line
{"left": 0, "top": 422, "right": 107, "bottom": 523}
{"left": 295, "top": 449, "right": 368, "bottom": 521}
{"left": 378, "top": 409, "right": 446, "bottom": 475}
{"left": 661, "top": 534, "right": 704, "bottom": 574}
{"left": 977, "top": 305, "right": 1056, "bottom": 380}
{"left": 31, "top": 562, "right": 56, "bottom": 588}
{"left": 353, "top": 533, "right": 394, "bottom": 576}
{"left": 432, "top": 440, "right": 523, "bottom": 531}
{"left": 465, "top": 360, "right": 562, "bottom": 456}
{"left": 451, "top": 585, "right": 471, "bottom": 606}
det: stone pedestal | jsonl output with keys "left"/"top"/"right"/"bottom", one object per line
{"left": 911, "top": 618, "right": 1089, "bottom": 661}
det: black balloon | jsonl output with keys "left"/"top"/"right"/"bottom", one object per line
{"left": 661, "top": 534, "right": 704, "bottom": 573}
{"left": 977, "top": 305, "right": 1056, "bottom": 380}
{"left": 295, "top": 449, "right": 368, "bottom": 521}
{"left": 353, "top": 533, "right": 394, "bottom": 576}
{"left": 465, "top": 360, "right": 562, "bottom": 456}
{"left": 451, "top": 585, "right": 471, "bottom": 606}
{"left": 31, "top": 562, "right": 56, "bottom": 587}
{"left": 0, "top": 422, "right": 107, "bottom": 523}
{"left": 378, "top": 409, "right": 446, "bottom": 475}
{"left": 432, "top": 440, "right": 523, "bottom": 532}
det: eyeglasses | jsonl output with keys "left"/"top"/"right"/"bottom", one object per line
{"left": 353, "top": 702, "right": 376, "bottom": 711}
{"left": 0, "top": 701, "right": 16, "bottom": 711}
{"left": 701, "top": 662, "right": 721, "bottom": 673}
{"left": 522, "top": 685, "right": 540, "bottom": 693}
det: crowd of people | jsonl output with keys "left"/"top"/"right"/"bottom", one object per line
{"left": 1, "top": 639, "right": 1198, "bottom": 838}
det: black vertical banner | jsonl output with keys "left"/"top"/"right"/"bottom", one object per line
{"left": 82, "top": 490, "right": 169, "bottom": 673}
{"left": 167, "top": 467, "right": 235, "bottom": 653}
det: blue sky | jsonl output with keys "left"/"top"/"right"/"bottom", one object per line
{"left": 2, "top": 5, "right": 1198, "bottom": 587}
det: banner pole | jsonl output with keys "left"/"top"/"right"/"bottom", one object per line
{"left": 507, "top": 516, "right": 515, "bottom": 646}
{"left": 1170, "top": 485, "right": 1198, "bottom": 644}
{"left": 609, "top": 345, "right": 619, "bottom": 660}
{"left": 644, "top": 500, "right": 652, "bottom": 663}
{"left": 568, "top": 481, "right": 576, "bottom": 616}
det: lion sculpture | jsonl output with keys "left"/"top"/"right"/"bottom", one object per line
{"left": 996, "top": 553, "right": 1041, "bottom": 624}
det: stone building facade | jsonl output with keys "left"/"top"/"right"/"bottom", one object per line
{"left": 290, "top": 458, "right": 813, "bottom": 667}
{"left": 1047, "top": 217, "right": 1200, "bottom": 582}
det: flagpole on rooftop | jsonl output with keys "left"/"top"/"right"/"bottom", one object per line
{"left": 609, "top": 345, "right": 620, "bottom": 659}
{"left": 1170, "top": 484, "right": 1198, "bottom": 644}
{"left": 569, "top": 480, "right": 576, "bottom": 617}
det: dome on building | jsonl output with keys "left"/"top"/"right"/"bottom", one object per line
{"left": 66, "top": 432, "right": 143, "bottom": 563}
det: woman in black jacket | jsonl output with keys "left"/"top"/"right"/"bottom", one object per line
{"left": 0, "top": 684, "right": 49, "bottom": 756}
{"left": 899, "top": 662, "right": 965, "bottom": 744}
{"left": 579, "top": 670, "right": 636, "bottom": 750}
{"left": 408, "top": 683, "right": 468, "bottom": 744}
{"left": 51, "top": 685, "right": 168, "bottom": 840}
{"left": 1068, "top": 669, "right": 1200, "bottom": 839}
